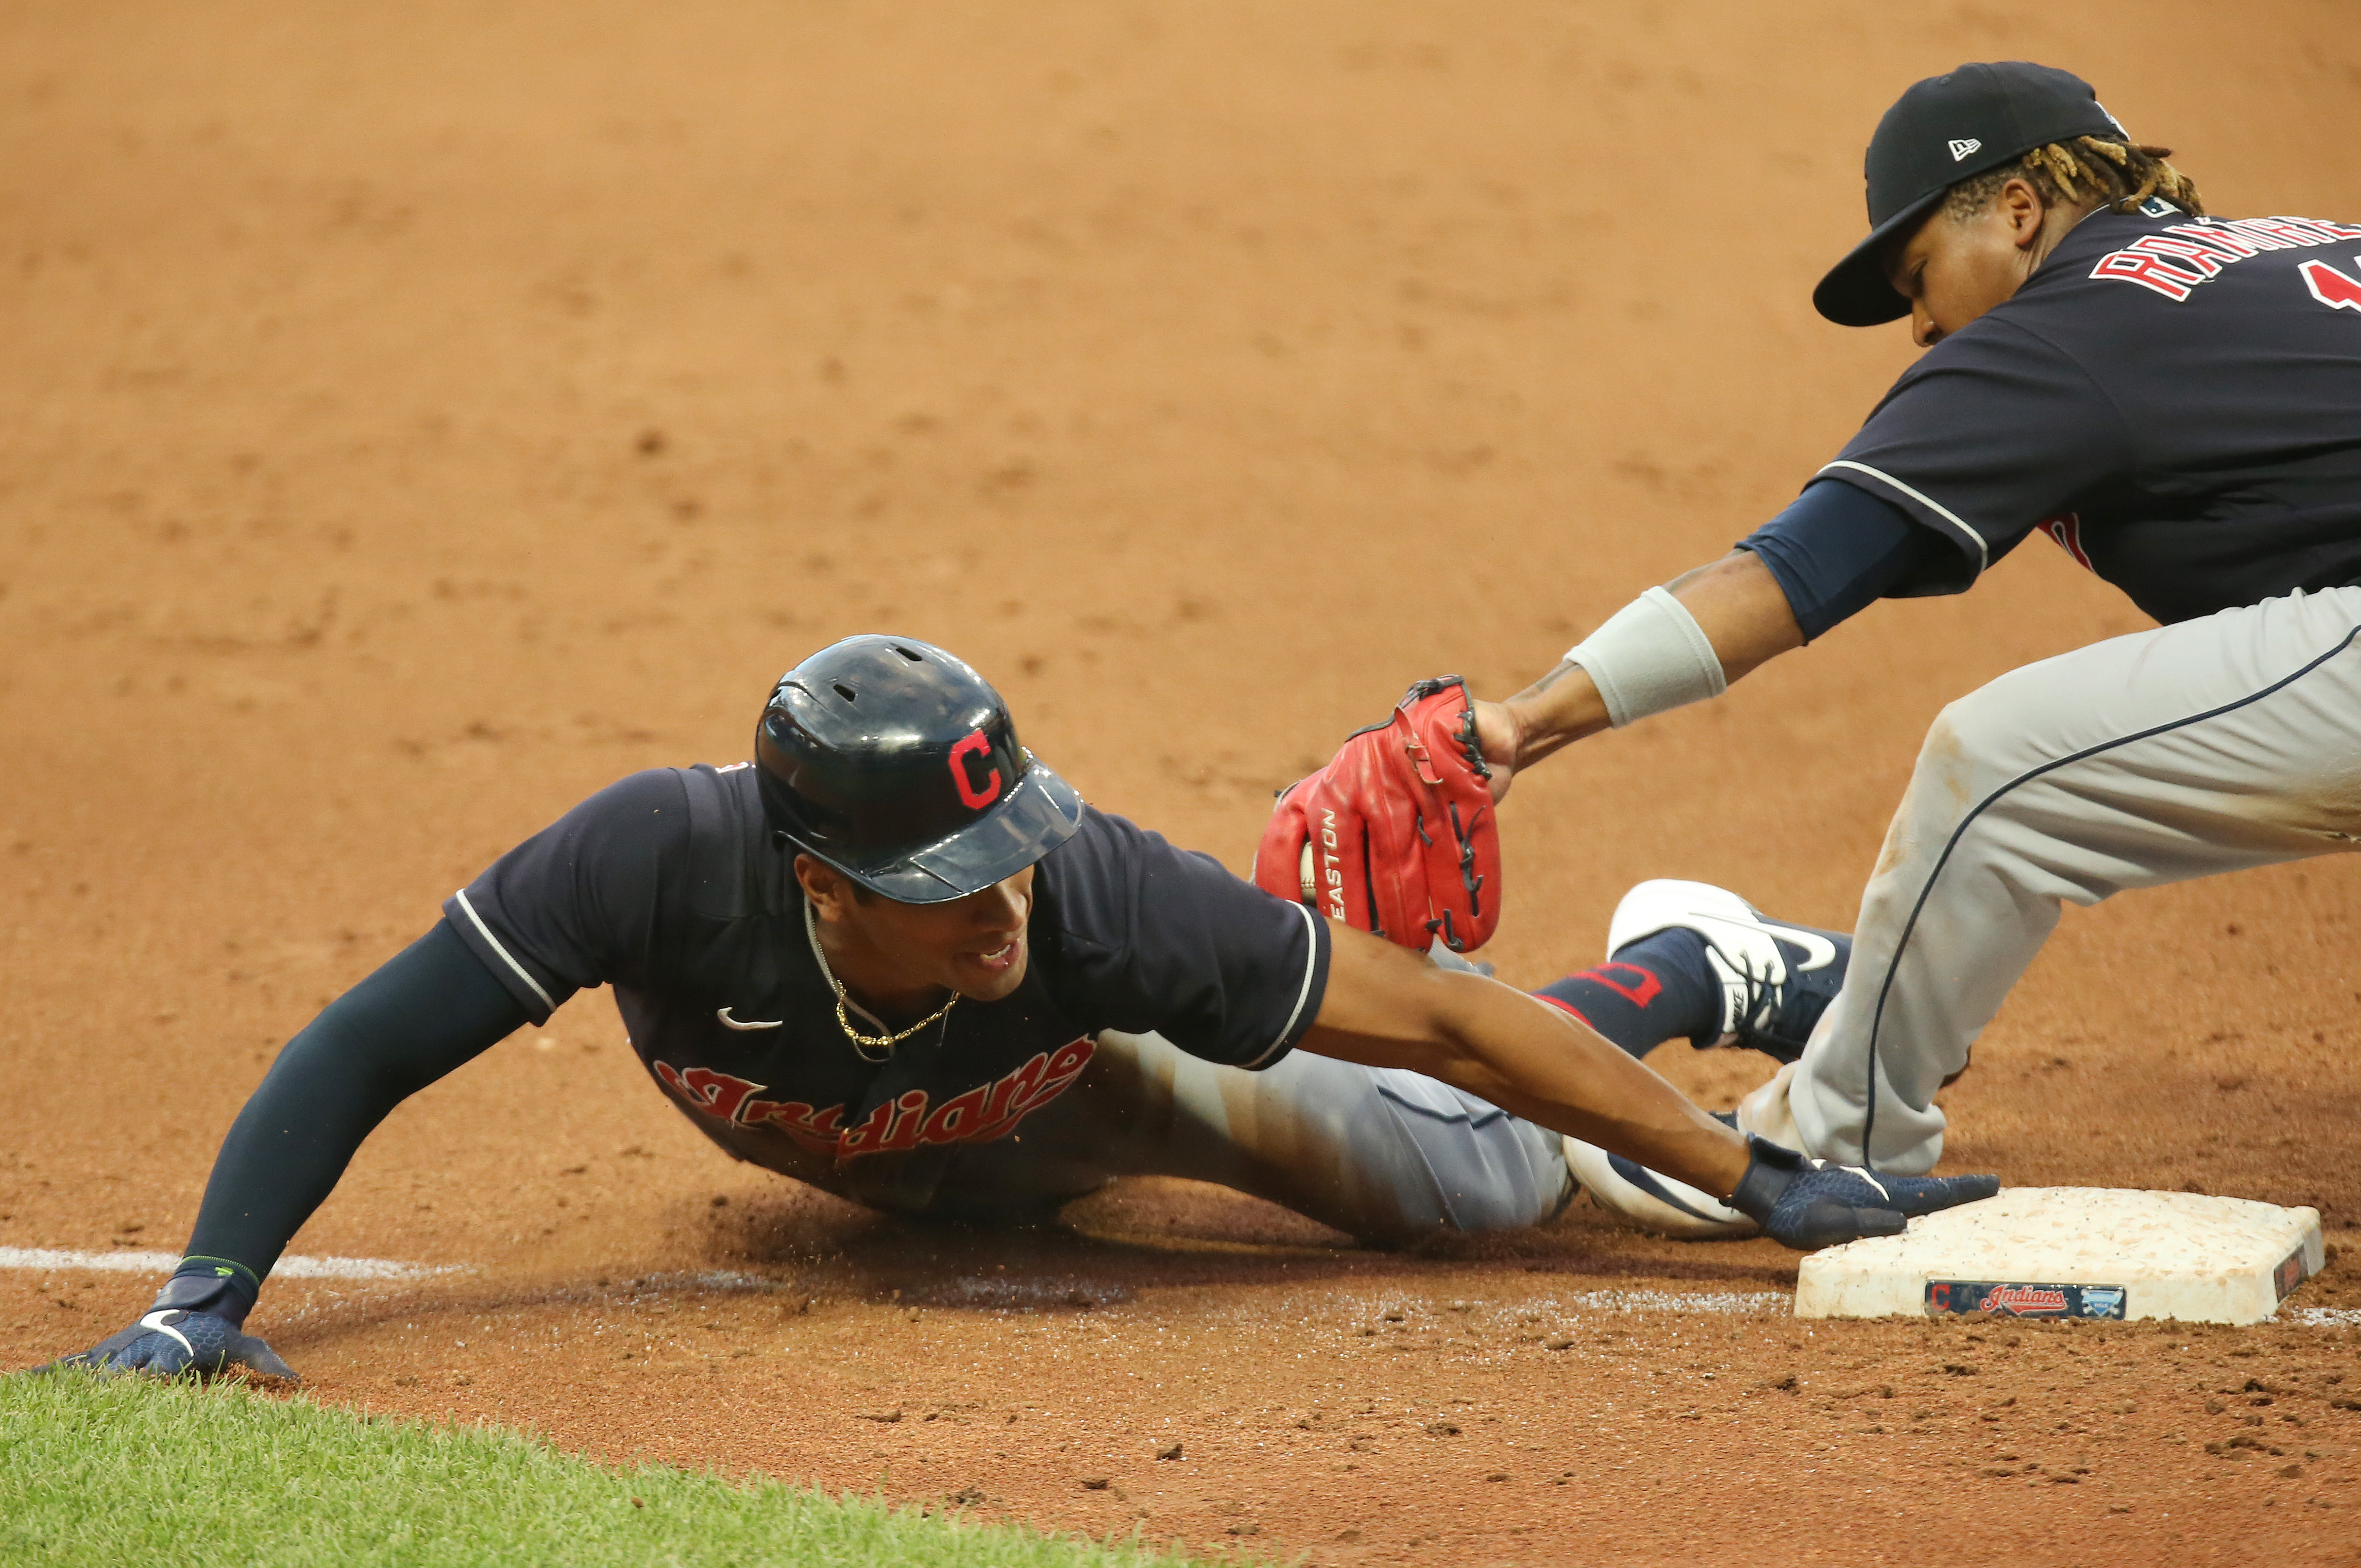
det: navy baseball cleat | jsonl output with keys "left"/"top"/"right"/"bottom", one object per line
{"left": 1607, "top": 880, "right": 1850, "bottom": 1063}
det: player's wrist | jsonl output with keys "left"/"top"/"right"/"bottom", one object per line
{"left": 154, "top": 1257, "right": 262, "bottom": 1328}
{"left": 1502, "top": 662, "right": 1611, "bottom": 767}
{"left": 1723, "top": 1134, "right": 1808, "bottom": 1221}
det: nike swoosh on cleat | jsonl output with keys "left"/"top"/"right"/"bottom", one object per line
{"left": 1687, "top": 910, "right": 1841, "bottom": 971}
{"left": 1756, "top": 921, "right": 1841, "bottom": 970}
{"left": 716, "top": 1008, "right": 784, "bottom": 1031}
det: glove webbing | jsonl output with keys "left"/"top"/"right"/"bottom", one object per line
{"left": 1415, "top": 686, "right": 1489, "bottom": 951}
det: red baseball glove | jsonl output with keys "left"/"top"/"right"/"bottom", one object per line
{"left": 1253, "top": 676, "right": 1502, "bottom": 952}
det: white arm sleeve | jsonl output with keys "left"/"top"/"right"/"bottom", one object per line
{"left": 1562, "top": 586, "right": 1728, "bottom": 728}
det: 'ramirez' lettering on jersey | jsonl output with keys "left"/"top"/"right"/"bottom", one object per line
{"left": 441, "top": 764, "right": 1328, "bottom": 1211}
{"left": 1817, "top": 204, "right": 2361, "bottom": 625}
{"left": 2090, "top": 213, "right": 2361, "bottom": 301}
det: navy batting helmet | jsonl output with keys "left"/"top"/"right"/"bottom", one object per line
{"left": 754, "top": 635, "right": 1083, "bottom": 902}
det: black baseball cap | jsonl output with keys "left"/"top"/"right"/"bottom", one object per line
{"left": 1813, "top": 62, "right": 2126, "bottom": 327}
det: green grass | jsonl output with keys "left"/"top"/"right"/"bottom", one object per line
{"left": 0, "top": 1373, "right": 1224, "bottom": 1567}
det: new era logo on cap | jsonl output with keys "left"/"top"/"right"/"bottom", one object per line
{"left": 1818, "top": 63, "right": 2125, "bottom": 327}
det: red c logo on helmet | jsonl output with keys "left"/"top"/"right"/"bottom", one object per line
{"left": 948, "top": 729, "right": 1002, "bottom": 809}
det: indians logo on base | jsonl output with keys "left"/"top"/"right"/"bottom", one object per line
{"left": 1926, "top": 1280, "right": 2129, "bottom": 1319}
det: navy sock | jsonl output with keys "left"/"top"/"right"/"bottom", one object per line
{"left": 1532, "top": 928, "right": 1723, "bottom": 1061}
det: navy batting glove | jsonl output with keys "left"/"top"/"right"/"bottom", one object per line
{"left": 36, "top": 1265, "right": 295, "bottom": 1382}
{"left": 1727, "top": 1135, "right": 1998, "bottom": 1250}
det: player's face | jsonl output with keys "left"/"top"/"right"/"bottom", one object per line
{"left": 879, "top": 868, "right": 1037, "bottom": 1002}
{"left": 1885, "top": 177, "right": 2068, "bottom": 349}
{"left": 803, "top": 858, "right": 1038, "bottom": 1005}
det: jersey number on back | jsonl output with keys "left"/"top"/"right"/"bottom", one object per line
{"left": 2301, "top": 257, "right": 2361, "bottom": 313}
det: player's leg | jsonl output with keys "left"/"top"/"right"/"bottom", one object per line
{"left": 913, "top": 1024, "right": 1573, "bottom": 1247}
{"left": 1530, "top": 929, "right": 1724, "bottom": 1060}
{"left": 994, "top": 908, "right": 1849, "bottom": 1244}
{"left": 1543, "top": 881, "right": 1852, "bottom": 1236}
{"left": 1123, "top": 1031, "right": 1576, "bottom": 1245}
{"left": 1534, "top": 882, "right": 1849, "bottom": 1064}
{"left": 1784, "top": 585, "right": 2361, "bottom": 1173}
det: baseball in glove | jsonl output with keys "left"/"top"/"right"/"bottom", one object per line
{"left": 1254, "top": 676, "right": 1502, "bottom": 952}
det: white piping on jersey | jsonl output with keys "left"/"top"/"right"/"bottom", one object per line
{"left": 789, "top": 892, "right": 1321, "bottom": 1068}
{"left": 716, "top": 1007, "right": 783, "bottom": 1031}
{"left": 1816, "top": 459, "right": 1992, "bottom": 573}
{"left": 453, "top": 888, "right": 557, "bottom": 1015}
{"left": 1242, "top": 901, "right": 1322, "bottom": 1070}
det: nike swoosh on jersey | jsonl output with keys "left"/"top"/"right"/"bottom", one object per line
{"left": 716, "top": 1007, "right": 784, "bottom": 1031}
{"left": 1689, "top": 911, "right": 1842, "bottom": 971}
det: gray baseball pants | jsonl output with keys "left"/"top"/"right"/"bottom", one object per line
{"left": 1786, "top": 584, "right": 2361, "bottom": 1173}
{"left": 843, "top": 1028, "right": 1574, "bottom": 1247}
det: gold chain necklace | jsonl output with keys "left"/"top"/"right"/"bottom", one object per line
{"left": 803, "top": 897, "right": 956, "bottom": 1062}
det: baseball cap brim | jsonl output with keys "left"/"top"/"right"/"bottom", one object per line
{"left": 813, "top": 759, "right": 1085, "bottom": 904}
{"left": 1813, "top": 62, "right": 2123, "bottom": 328}
{"left": 1812, "top": 189, "right": 1943, "bottom": 327}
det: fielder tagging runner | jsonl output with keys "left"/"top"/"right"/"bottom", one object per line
{"left": 1432, "top": 62, "right": 2361, "bottom": 1235}
{"left": 40, "top": 637, "right": 1991, "bottom": 1380}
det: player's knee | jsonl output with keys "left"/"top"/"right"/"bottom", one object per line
{"left": 1918, "top": 681, "right": 2020, "bottom": 780}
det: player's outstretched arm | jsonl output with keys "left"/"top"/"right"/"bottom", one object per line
{"left": 32, "top": 922, "right": 528, "bottom": 1380}
{"left": 1301, "top": 929, "right": 1749, "bottom": 1194}
{"left": 1296, "top": 925, "right": 1997, "bottom": 1248}
{"left": 1474, "top": 549, "right": 1806, "bottom": 798}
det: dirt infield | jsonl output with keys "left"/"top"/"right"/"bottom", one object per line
{"left": 6, "top": 3, "right": 2361, "bottom": 1562}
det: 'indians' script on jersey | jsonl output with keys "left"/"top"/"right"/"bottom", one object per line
{"left": 441, "top": 762, "right": 1329, "bottom": 1209}
{"left": 652, "top": 1036, "right": 1096, "bottom": 1158}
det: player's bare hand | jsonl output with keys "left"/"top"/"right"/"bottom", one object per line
{"left": 1470, "top": 698, "right": 1523, "bottom": 802}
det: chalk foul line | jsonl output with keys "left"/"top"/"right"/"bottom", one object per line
{"left": 0, "top": 1247, "right": 461, "bottom": 1281}
{"left": 6, "top": 1247, "right": 2352, "bottom": 1326}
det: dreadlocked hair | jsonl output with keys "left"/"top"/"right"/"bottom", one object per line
{"left": 1940, "top": 135, "right": 2205, "bottom": 222}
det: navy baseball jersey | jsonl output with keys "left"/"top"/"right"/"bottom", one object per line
{"left": 443, "top": 764, "right": 1329, "bottom": 1207}
{"left": 1817, "top": 203, "right": 2361, "bottom": 625}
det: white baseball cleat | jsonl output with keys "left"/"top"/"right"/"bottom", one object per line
{"left": 1606, "top": 879, "right": 1850, "bottom": 1063}
{"left": 1563, "top": 1126, "right": 1759, "bottom": 1238}
{"left": 1561, "top": 1066, "right": 1810, "bottom": 1240}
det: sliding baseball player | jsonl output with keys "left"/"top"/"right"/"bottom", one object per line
{"left": 42, "top": 638, "right": 1991, "bottom": 1379}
